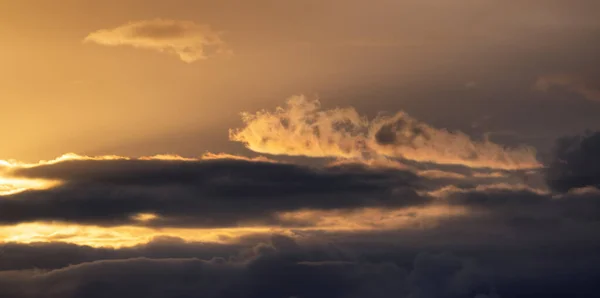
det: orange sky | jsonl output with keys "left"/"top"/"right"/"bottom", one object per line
{"left": 2, "top": 2, "right": 600, "bottom": 297}
{"left": 0, "top": 0, "right": 599, "bottom": 248}
{"left": 2, "top": 0, "right": 598, "bottom": 162}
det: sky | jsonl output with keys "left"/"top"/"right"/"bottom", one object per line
{"left": 1, "top": 0, "right": 600, "bottom": 297}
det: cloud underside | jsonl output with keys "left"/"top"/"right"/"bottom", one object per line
{"left": 1, "top": 223, "right": 599, "bottom": 298}
{"left": 0, "top": 148, "right": 598, "bottom": 297}
{"left": 1, "top": 156, "right": 428, "bottom": 228}
{"left": 0, "top": 129, "right": 597, "bottom": 233}
{"left": 1, "top": 98, "right": 600, "bottom": 233}
{"left": 2, "top": 103, "right": 600, "bottom": 296}
{"left": 229, "top": 96, "right": 541, "bottom": 170}
{"left": 0, "top": 244, "right": 505, "bottom": 298}
{"left": 84, "top": 19, "right": 230, "bottom": 62}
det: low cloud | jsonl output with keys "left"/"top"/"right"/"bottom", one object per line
{"left": 1, "top": 122, "right": 600, "bottom": 297}
{"left": 230, "top": 96, "right": 541, "bottom": 170}
{"left": 546, "top": 131, "right": 600, "bottom": 191}
{"left": 84, "top": 19, "right": 231, "bottom": 62}
{"left": 534, "top": 73, "right": 600, "bottom": 102}
{"left": 1, "top": 156, "right": 425, "bottom": 228}
{"left": 0, "top": 235, "right": 498, "bottom": 298}
{"left": 2, "top": 164, "right": 600, "bottom": 296}
{"left": 3, "top": 231, "right": 600, "bottom": 298}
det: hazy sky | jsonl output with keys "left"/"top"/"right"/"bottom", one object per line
{"left": 1, "top": 0, "right": 599, "bottom": 161}
{"left": 1, "top": 1, "right": 600, "bottom": 297}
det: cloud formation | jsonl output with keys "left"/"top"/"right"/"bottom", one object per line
{"left": 534, "top": 73, "right": 600, "bottom": 102}
{"left": 1, "top": 130, "right": 600, "bottom": 296}
{"left": 230, "top": 96, "right": 541, "bottom": 170}
{"left": 3, "top": 230, "right": 600, "bottom": 298}
{"left": 84, "top": 19, "right": 231, "bottom": 62}
{"left": 0, "top": 235, "right": 500, "bottom": 298}
{"left": 546, "top": 131, "right": 600, "bottom": 192}
{"left": 0, "top": 156, "right": 425, "bottom": 228}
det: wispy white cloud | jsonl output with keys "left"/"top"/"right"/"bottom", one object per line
{"left": 84, "top": 19, "right": 231, "bottom": 63}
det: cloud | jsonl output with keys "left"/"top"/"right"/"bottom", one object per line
{"left": 3, "top": 226, "right": 600, "bottom": 297}
{"left": 84, "top": 19, "right": 231, "bottom": 62}
{"left": 440, "top": 185, "right": 600, "bottom": 227}
{"left": 546, "top": 131, "right": 600, "bottom": 192}
{"left": 0, "top": 235, "right": 499, "bottom": 298}
{"left": 0, "top": 156, "right": 426, "bottom": 228}
{"left": 230, "top": 96, "right": 541, "bottom": 170}
{"left": 0, "top": 237, "right": 243, "bottom": 271}
{"left": 2, "top": 177, "right": 600, "bottom": 296}
{"left": 534, "top": 73, "right": 600, "bottom": 102}
{"left": 1, "top": 130, "right": 600, "bottom": 296}
{"left": 4, "top": 229, "right": 600, "bottom": 298}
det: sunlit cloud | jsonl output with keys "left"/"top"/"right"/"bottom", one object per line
{"left": 0, "top": 151, "right": 467, "bottom": 247}
{"left": 0, "top": 177, "right": 60, "bottom": 196}
{"left": 131, "top": 213, "right": 160, "bottom": 222}
{"left": 230, "top": 96, "right": 542, "bottom": 170}
{"left": 276, "top": 205, "right": 468, "bottom": 231}
{"left": 0, "top": 153, "right": 266, "bottom": 196}
{"left": 0, "top": 222, "right": 273, "bottom": 248}
{"left": 230, "top": 96, "right": 368, "bottom": 159}
{"left": 0, "top": 153, "right": 164, "bottom": 195}
{"left": 0, "top": 153, "right": 128, "bottom": 169}
{"left": 0, "top": 204, "right": 467, "bottom": 248}
{"left": 84, "top": 19, "right": 232, "bottom": 63}
{"left": 417, "top": 170, "right": 467, "bottom": 180}
{"left": 0, "top": 152, "right": 427, "bottom": 229}
{"left": 200, "top": 152, "right": 276, "bottom": 162}
{"left": 425, "top": 183, "right": 550, "bottom": 199}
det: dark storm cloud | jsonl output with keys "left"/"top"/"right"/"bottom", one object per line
{"left": 546, "top": 131, "right": 600, "bottom": 192}
{"left": 287, "top": 186, "right": 600, "bottom": 296}
{"left": 0, "top": 237, "right": 242, "bottom": 271}
{"left": 3, "top": 174, "right": 600, "bottom": 298}
{"left": 444, "top": 187, "right": 600, "bottom": 230}
{"left": 0, "top": 235, "right": 499, "bottom": 298}
{"left": 2, "top": 158, "right": 426, "bottom": 227}
{"left": 2, "top": 231, "right": 600, "bottom": 298}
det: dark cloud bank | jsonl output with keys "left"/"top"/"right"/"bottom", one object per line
{"left": 2, "top": 132, "right": 600, "bottom": 297}
{"left": 0, "top": 235, "right": 503, "bottom": 298}
{"left": 5, "top": 158, "right": 424, "bottom": 227}
{"left": 1, "top": 231, "right": 599, "bottom": 298}
{"left": 546, "top": 131, "right": 600, "bottom": 192}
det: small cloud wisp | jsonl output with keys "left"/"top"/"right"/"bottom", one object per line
{"left": 84, "top": 19, "right": 231, "bottom": 63}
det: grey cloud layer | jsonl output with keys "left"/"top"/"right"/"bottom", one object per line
{"left": 4, "top": 1, "right": 600, "bottom": 296}
{"left": 2, "top": 158, "right": 424, "bottom": 227}
{"left": 2, "top": 231, "right": 599, "bottom": 298}
{"left": 547, "top": 131, "right": 600, "bottom": 191}
{"left": 2, "top": 141, "right": 600, "bottom": 296}
{"left": 0, "top": 235, "right": 501, "bottom": 298}
{"left": 229, "top": 97, "right": 541, "bottom": 170}
{"left": 4, "top": 130, "right": 600, "bottom": 229}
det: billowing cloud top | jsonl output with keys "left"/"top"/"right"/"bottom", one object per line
{"left": 230, "top": 96, "right": 542, "bottom": 170}
{"left": 84, "top": 19, "right": 231, "bottom": 62}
